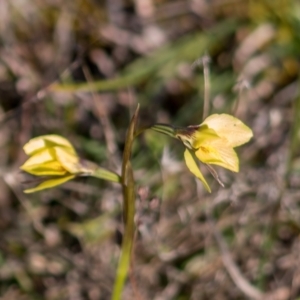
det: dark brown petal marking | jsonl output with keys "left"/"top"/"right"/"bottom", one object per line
{"left": 175, "top": 125, "right": 200, "bottom": 138}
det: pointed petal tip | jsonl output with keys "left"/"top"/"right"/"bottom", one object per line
{"left": 184, "top": 149, "right": 211, "bottom": 192}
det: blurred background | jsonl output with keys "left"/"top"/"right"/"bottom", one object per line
{"left": 0, "top": 0, "right": 300, "bottom": 299}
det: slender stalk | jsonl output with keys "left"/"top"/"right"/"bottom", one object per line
{"left": 202, "top": 54, "right": 211, "bottom": 120}
{"left": 149, "top": 124, "right": 176, "bottom": 138}
{"left": 232, "top": 79, "right": 250, "bottom": 116}
{"left": 287, "top": 89, "right": 300, "bottom": 177}
{"left": 92, "top": 167, "right": 121, "bottom": 183}
{"left": 112, "top": 105, "right": 139, "bottom": 300}
{"left": 192, "top": 55, "right": 211, "bottom": 120}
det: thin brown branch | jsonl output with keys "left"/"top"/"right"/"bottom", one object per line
{"left": 207, "top": 213, "right": 264, "bottom": 300}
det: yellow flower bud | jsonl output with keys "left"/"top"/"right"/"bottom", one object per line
{"left": 20, "top": 135, "right": 90, "bottom": 193}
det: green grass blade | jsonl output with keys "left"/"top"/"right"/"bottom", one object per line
{"left": 50, "top": 20, "right": 237, "bottom": 93}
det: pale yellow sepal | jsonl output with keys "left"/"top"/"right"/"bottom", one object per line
{"left": 23, "top": 135, "right": 76, "bottom": 155}
{"left": 21, "top": 149, "right": 56, "bottom": 169}
{"left": 20, "top": 160, "right": 66, "bottom": 176}
{"left": 54, "top": 147, "right": 81, "bottom": 173}
{"left": 20, "top": 147, "right": 80, "bottom": 176}
{"left": 195, "top": 141, "right": 239, "bottom": 172}
{"left": 24, "top": 175, "right": 75, "bottom": 193}
{"left": 200, "top": 114, "right": 253, "bottom": 147}
{"left": 183, "top": 149, "right": 211, "bottom": 193}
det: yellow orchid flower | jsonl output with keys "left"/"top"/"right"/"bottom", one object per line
{"left": 20, "top": 135, "right": 121, "bottom": 193}
{"left": 175, "top": 114, "right": 253, "bottom": 192}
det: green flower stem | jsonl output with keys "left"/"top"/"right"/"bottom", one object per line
{"left": 287, "top": 89, "right": 300, "bottom": 176}
{"left": 149, "top": 124, "right": 176, "bottom": 138}
{"left": 112, "top": 105, "right": 139, "bottom": 300}
{"left": 91, "top": 167, "right": 121, "bottom": 183}
{"left": 134, "top": 124, "right": 176, "bottom": 139}
{"left": 112, "top": 162, "right": 135, "bottom": 300}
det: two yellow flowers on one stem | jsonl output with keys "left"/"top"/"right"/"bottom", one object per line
{"left": 20, "top": 113, "right": 252, "bottom": 193}
{"left": 19, "top": 111, "right": 253, "bottom": 300}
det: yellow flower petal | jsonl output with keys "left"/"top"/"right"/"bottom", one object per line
{"left": 21, "top": 149, "right": 56, "bottom": 168}
{"left": 201, "top": 114, "right": 253, "bottom": 147}
{"left": 195, "top": 140, "right": 239, "bottom": 172}
{"left": 23, "top": 135, "right": 75, "bottom": 155}
{"left": 20, "top": 161, "right": 67, "bottom": 176}
{"left": 54, "top": 147, "right": 81, "bottom": 173}
{"left": 184, "top": 149, "right": 211, "bottom": 192}
{"left": 24, "top": 175, "right": 75, "bottom": 193}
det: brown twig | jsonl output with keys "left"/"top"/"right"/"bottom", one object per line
{"left": 192, "top": 54, "right": 211, "bottom": 120}
{"left": 206, "top": 210, "right": 264, "bottom": 300}
{"left": 81, "top": 64, "right": 121, "bottom": 169}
